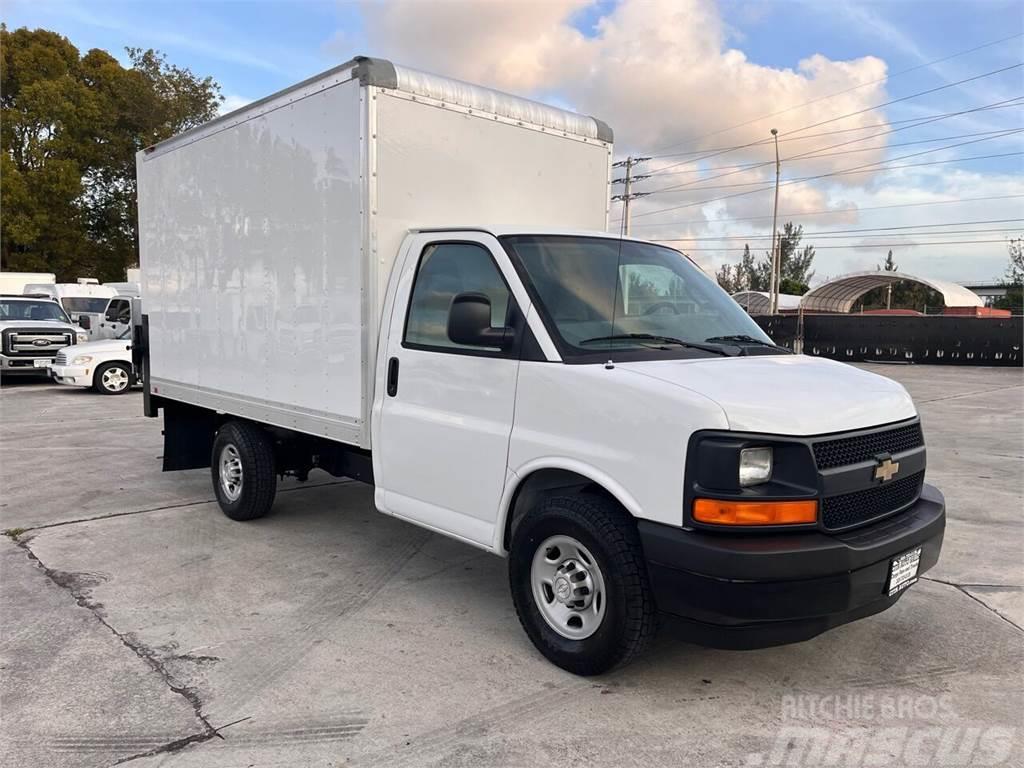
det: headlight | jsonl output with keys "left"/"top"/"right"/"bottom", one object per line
{"left": 76, "top": 332, "right": 88, "bottom": 342}
{"left": 72, "top": 355, "right": 93, "bottom": 365}
{"left": 739, "top": 447, "right": 773, "bottom": 486}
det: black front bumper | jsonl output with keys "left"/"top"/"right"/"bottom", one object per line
{"left": 638, "top": 483, "right": 945, "bottom": 649}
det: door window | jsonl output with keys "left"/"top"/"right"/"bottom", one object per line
{"left": 404, "top": 243, "right": 511, "bottom": 351}
{"left": 105, "top": 299, "right": 130, "bottom": 323}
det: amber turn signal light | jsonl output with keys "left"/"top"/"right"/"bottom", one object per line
{"left": 693, "top": 498, "right": 818, "bottom": 526}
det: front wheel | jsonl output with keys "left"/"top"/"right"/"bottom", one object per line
{"left": 93, "top": 362, "right": 132, "bottom": 395}
{"left": 509, "top": 494, "right": 657, "bottom": 675}
{"left": 211, "top": 421, "right": 277, "bottom": 521}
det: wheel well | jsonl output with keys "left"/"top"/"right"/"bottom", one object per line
{"left": 502, "top": 468, "right": 622, "bottom": 551}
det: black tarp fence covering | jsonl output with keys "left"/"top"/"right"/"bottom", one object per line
{"left": 754, "top": 314, "right": 1022, "bottom": 367}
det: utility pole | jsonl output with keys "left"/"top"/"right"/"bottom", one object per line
{"left": 611, "top": 156, "right": 650, "bottom": 236}
{"left": 769, "top": 128, "right": 781, "bottom": 314}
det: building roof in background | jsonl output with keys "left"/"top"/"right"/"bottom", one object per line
{"left": 799, "top": 271, "right": 983, "bottom": 313}
{"left": 731, "top": 291, "right": 803, "bottom": 314}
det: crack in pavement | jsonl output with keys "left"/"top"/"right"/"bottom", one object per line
{"left": 10, "top": 535, "right": 222, "bottom": 764}
{"left": 915, "top": 382, "right": 1024, "bottom": 404}
{"left": 2, "top": 478, "right": 357, "bottom": 763}
{"left": 3, "top": 479, "right": 353, "bottom": 536}
{"left": 922, "top": 575, "right": 1024, "bottom": 634}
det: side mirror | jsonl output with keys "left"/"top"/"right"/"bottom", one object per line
{"left": 78, "top": 316, "right": 91, "bottom": 330}
{"left": 447, "top": 292, "right": 514, "bottom": 349}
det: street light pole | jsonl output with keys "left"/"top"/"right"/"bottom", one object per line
{"left": 769, "top": 128, "right": 781, "bottom": 314}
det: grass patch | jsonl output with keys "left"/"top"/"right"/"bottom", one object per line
{"left": 4, "top": 528, "right": 26, "bottom": 540}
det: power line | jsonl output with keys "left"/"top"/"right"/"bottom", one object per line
{"left": 614, "top": 193, "right": 1024, "bottom": 230}
{"left": 635, "top": 95, "right": 1024, "bottom": 198}
{"left": 645, "top": 99, "right": 1024, "bottom": 163}
{"left": 644, "top": 125, "right": 1023, "bottom": 197}
{"left": 656, "top": 219, "right": 1024, "bottom": 242}
{"left": 776, "top": 62, "right": 1024, "bottom": 141}
{"left": 661, "top": 228, "right": 1020, "bottom": 242}
{"left": 634, "top": 62, "right": 1024, "bottom": 177}
{"left": 653, "top": 239, "right": 1012, "bottom": 251}
{"left": 629, "top": 144, "right": 1024, "bottom": 221}
{"left": 631, "top": 151, "right": 1022, "bottom": 194}
{"left": 650, "top": 31, "right": 1024, "bottom": 155}
{"left": 643, "top": 127, "right": 1023, "bottom": 179}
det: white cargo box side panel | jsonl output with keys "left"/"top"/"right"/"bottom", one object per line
{"left": 371, "top": 90, "right": 611, "bottom": 306}
{"left": 139, "top": 78, "right": 367, "bottom": 444}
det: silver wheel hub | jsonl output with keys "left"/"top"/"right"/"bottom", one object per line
{"left": 531, "top": 535, "right": 606, "bottom": 640}
{"left": 219, "top": 444, "right": 243, "bottom": 502}
{"left": 102, "top": 367, "right": 129, "bottom": 391}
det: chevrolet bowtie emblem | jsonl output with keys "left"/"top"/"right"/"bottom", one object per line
{"left": 874, "top": 456, "right": 900, "bottom": 483}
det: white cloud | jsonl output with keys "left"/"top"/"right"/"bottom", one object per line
{"left": 219, "top": 93, "right": 253, "bottom": 115}
{"left": 354, "top": 0, "right": 1017, "bottom": 282}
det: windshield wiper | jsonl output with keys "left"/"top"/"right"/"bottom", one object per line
{"left": 579, "top": 333, "right": 733, "bottom": 356}
{"left": 704, "top": 334, "right": 792, "bottom": 353}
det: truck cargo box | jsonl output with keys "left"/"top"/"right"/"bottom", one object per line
{"left": 138, "top": 56, "right": 612, "bottom": 448}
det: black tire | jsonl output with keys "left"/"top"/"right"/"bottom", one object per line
{"left": 211, "top": 421, "right": 277, "bottom": 521}
{"left": 93, "top": 361, "right": 133, "bottom": 395}
{"left": 509, "top": 494, "right": 657, "bottom": 675}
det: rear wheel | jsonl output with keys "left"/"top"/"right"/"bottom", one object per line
{"left": 93, "top": 362, "right": 132, "bottom": 395}
{"left": 211, "top": 421, "right": 277, "bottom": 521}
{"left": 509, "top": 494, "right": 657, "bottom": 675}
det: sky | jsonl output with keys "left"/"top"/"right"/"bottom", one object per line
{"left": 4, "top": 0, "right": 1023, "bottom": 283}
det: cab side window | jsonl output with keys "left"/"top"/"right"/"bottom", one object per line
{"left": 106, "top": 299, "right": 130, "bottom": 323}
{"left": 404, "top": 243, "right": 510, "bottom": 351}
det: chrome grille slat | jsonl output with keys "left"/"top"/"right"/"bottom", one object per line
{"left": 5, "top": 330, "right": 72, "bottom": 356}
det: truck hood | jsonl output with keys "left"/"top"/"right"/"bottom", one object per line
{"left": 0, "top": 319, "right": 80, "bottom": 333}
{"left": 64, "top": 338, "right": 132, "bottom": 355}
{"left": 619, "top": 354, "right": 916, "bottom": 435}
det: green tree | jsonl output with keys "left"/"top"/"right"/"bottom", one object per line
{"left": 768, "top": 222, "right": 815, "bottom": 291}
{"left": 879, "top": 249, "right": 898, "bottom": 272}
{"left": 1, "top": 26, "right": 222, "bottom": 280}
{"left": 716, "top": 224, "right": 814, "bottom": 296}
{"left": 716, "top": 244, "right": 759, "bottom": 292}
{"left": 994, "top": 236, "right": 1024, "bottom": 312}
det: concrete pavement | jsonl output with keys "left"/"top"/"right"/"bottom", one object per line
{"left": 1, "top": 365, "right": 1021, "bottom": 767}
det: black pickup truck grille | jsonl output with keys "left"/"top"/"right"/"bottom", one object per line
{"left": 822, "top": 470, "right": 925, "bottom": 531}
{"left": 813, "top": 422, "right": 924, "bottom": 470}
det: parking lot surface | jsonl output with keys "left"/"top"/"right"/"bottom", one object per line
{"left": 1, "top": 364, "right": 1022, "bottom": 767}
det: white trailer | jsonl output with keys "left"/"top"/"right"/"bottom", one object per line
{"left": 138, "top": 56, "right": 611, "bottom": 449}
{"left": 139, "top": 57, "right": 945, "bottom": 676}
{"left": 0, "top": 272, "right": 56, "bottom": 295}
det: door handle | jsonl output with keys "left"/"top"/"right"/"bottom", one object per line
{"left": 386, "top": 356, "right": 399, "bottom": 397}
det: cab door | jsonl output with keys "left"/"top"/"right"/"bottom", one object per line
{"left": 98, "top": 298, "right": 131, "bottom": 340}
{"left": 374, "top": 233, "right": 530, "bottom": 548}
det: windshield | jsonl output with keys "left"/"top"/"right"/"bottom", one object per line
{"left": 62, "top": 297, "right": 110, "bottom": 313}
{"left": 0, "top": 300, "right": 71, "bottom": 323}
{"left": 502, "top": 235, "right": 773, "bottom": 359}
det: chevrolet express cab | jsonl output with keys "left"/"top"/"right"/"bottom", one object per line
{"left": 137, "top": 57, "right": 945, "bottom": 675}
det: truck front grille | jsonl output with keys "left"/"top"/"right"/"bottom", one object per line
{"left": 822, "top": 471, "right": 925, "bottom": 531}
{"left": 54, "top": 351, "right": 69, "bottom": 366}
{"left": 3, "top": 329, "right": 73, "bottom": 357}
{"left": 812, "top": 422, "right": 924, "bottom": 469}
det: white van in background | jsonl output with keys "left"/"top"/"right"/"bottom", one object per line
{"left": 23, "top": 279, "right": 117, "bottom": 324}
{"left": 24, "top": 280, "right": 138, "bottom": 340}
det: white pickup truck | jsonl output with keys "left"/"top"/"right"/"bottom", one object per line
{"left": 50, "top": 327, "right": 137, "bottom": 394}
{"left": 137, "top": 57, "right": 945, "bottom": 675}
{"left": 0, "top": 296, "right": 88, "bottom": 375}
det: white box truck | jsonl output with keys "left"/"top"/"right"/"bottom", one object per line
{"left": 138, "top": 56, "right": 945, "bottom": 675}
